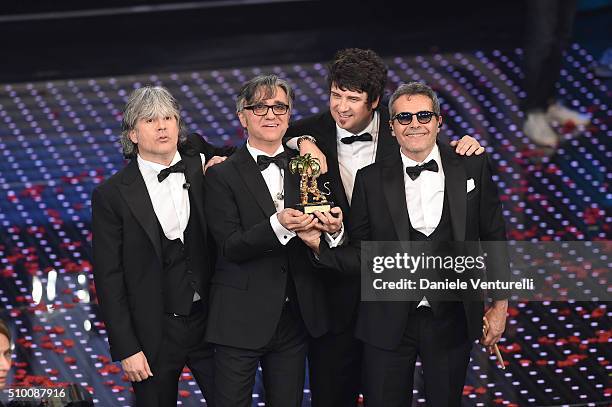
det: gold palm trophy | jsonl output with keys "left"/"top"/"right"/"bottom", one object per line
{"left": 289, "top": 153, "right": 333, "bottom": 214}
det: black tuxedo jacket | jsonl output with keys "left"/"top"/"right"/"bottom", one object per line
{"left": 283, "top": 110, "right": 397, "bottom": 332}
{"left": 92, "top": 134, "right": 231, "bottom": 362}
{"left": 319, "top": 143, "right": 510, "bottom": 350}
{"left": 203, "top": 145, "right": 329, "bottom": 349}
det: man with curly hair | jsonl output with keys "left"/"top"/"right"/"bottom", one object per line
{"left": 284, "top": 48, "right": 485, "bottom": 407}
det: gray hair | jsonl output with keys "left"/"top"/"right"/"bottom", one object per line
{"left": 235, "top": 75, "right": 294, "bottom": 113}
{"left": 388, "top": 82, "right": 441, "bottom": 118}
{"left": 120, "top": 86, "right": 187, "bottom": 158}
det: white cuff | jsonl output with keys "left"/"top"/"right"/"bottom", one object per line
{"left": 270, "top": 213, "right": 296, "bottom": 245}
{"left": 324, "top": 222, "right": 345, "bottom": 248}
{"left": 286, "top": 137, "right": 299, "bottom": 151}
{"left": 199, "top": 153, "right": 207, "bottom": 165}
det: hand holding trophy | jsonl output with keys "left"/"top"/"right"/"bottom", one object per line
{"left": 289, "top": 153, "right": 334, "bottom": 214}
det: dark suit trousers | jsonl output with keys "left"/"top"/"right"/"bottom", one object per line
{"left": 214, "top": 303, "right": 308, "bottom": 407}
{"left": 363, "top": 305, "right": 472, "bottom": 407}
{"left": 132, "top": 302, "right": 215, "bottom": 407}
{"left": 308, "top": 328, "right": 362, "bottom": 407}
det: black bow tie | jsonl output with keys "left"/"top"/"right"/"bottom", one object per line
{"left": 157, "top": 160, "right": 186, "bottom": 182}
{"left": 405, "top": 159, "right": 439, "bottom": 180}
{"left": 257, "top": 152, "right": 287, "bottom": 171}
{"left": 340, "top": 132, "right": 373, "bottom": 145}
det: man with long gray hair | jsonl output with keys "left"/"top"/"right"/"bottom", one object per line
{"left": 92, "top": 85, "right": 233, "bottom": 406}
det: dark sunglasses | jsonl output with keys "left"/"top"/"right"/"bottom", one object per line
{"left": 391, "top": 111, "right": 438, "bottom": 125}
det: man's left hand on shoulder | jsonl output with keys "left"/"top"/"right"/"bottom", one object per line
{"left": 203, "top": 155, "right": 228, "bottom": 174}
{"left": 450, "top": 135, "right": 485, "bottom": 156}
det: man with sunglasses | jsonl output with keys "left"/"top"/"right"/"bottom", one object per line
{"left": 203, "top": 75, "right": 341, "bottom": 406}
{"left": 283, "top": 48, "right": 485, "bottom": 407}
{"left": 316, "top": 82, "right": 508, "bottom": 406}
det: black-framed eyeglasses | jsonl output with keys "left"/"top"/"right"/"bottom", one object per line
{"left": 391, "top": 111, "right": 438, "bottom": 125}
{"left": 243, "top": 103, "right": 290, "bottom": 116}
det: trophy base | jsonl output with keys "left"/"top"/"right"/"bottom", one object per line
{"left": 296, "top": 201, "right": 334, "bottom": 214}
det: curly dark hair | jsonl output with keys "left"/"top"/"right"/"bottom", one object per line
{"left": 327, "top": 48, "right": 388, "bottom": 106}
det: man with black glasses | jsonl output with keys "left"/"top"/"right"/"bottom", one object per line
{"left": 203, "top": 74, "right": 342, "bottom": 407}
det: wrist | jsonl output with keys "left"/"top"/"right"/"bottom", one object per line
{"left": 491, "top": 299, "right": 508, "bottom": 309}
{"left": 275, "top": 213, "right": 287, "bottom": 229}
{"left": 297, "top": 135, "right": 316, "bottom": 150}
{"left": 310, "top": 237, "right": 321, "bottom": 254}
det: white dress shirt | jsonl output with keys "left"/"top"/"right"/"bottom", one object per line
{"left": 336, "top": 111, "right": 379, "bottom": 204}
{"left": 137, "top": 152, "right": 190, "bottom": 242}
{"left": 137, "top": 151, "right": 200, "bottom": 302}
{"left": 246, "top": 142, "right": 296, "bottom": 245}
{"left": 400, "top": 144, "right": 445, "bottom": 308}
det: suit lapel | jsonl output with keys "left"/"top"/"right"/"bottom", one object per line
{"left": 182, "top": 152, "right": 207, "bottom": 237}
{"left": 117, "top": 160, "right": 163, "bottom": 261}
{"left": 375, "top": 110, "right": 397, "bottom": 163}
{"left": 439, "top": 143, "right": 466, "bottom": 241}
{"left": 283, "top": 151, "right": 301, "bottom": 208}
{"left": 382, "top": 153, "right": 411, "bottom": 241}
{"left": 233, "top": 145, "right": 277, "bottom": 217}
